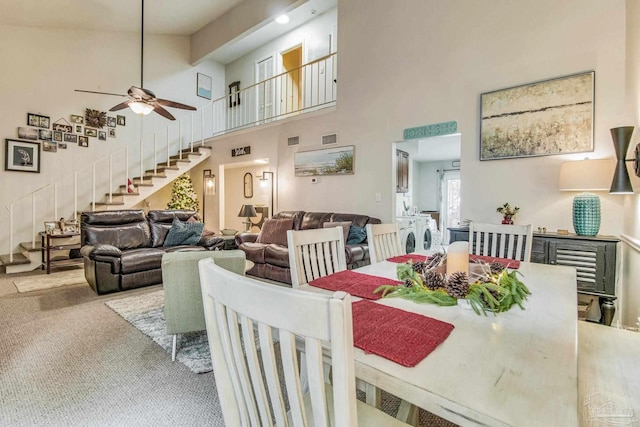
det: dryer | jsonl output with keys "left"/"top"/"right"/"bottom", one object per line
{"left": 417, "top": 214, "right": 441, "bottom": 251}
{"left": 396, "top": 217, "right": 417, "bottom": 254}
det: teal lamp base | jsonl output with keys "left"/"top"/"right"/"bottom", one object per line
{"left": 573, "top": 192, "right": 601, "bottom": 236}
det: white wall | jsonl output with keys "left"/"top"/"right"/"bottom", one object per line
{"left": 415, "top": 161, "right": 457, "bottom": 212}
{"left": 0, "top": 24, "right": 224, "bottom": 252}
{"left": 223, "top": 165, "right": 271, "bottom": 232}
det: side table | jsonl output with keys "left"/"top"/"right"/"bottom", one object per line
{"left": 221, "top": 235, "right": 238, "bottom": 250}
{"left": 41, "top": 232, "right": 82, "bottom": 274}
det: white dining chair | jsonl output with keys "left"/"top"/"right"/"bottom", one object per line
{"left": 366, "top": 223, "right": 404, "bottom": 264}
{"left": 198, "top": 258, "right": 410, "bottom": 427}
{"left": 287, "top": 227, "right": 347, "bottom": 288}
{"left": 468, "top": 222, "right": 533, "bottom": 262}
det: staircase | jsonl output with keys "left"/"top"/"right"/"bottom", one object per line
{"left": 1, "top": 146, "right": 211, "bottom": 274}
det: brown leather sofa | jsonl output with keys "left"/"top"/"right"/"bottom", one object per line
{"left": 80, "top": 209, "right": 224, "bottom": 295}
{"left": 235, "top": 211, "right": 381, "bottom": 284}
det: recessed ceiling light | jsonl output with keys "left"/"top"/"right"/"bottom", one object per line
{"left": 276, "top": 14, "right": 290, "bottom": 24}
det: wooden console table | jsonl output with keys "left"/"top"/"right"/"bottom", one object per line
{"left": 41, "top": 232, "right": 82, "bottom": 274}
{"left": 448, "top": 227, "right": 620, "bottom": 325}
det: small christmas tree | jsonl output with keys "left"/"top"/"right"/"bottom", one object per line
{"left": 166, "top": 173, "right": 199, "bottom": 211}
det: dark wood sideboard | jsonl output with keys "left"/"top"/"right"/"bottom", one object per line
{"left": 448, "top": 227, "right": 620, "bottom": 326}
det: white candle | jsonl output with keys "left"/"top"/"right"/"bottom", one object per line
{"left": 446, "top": 241, "right": 469, "bottom": 277}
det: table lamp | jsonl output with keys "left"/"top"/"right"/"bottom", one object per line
{"left": 558, "top": 159, "right": 614, "bottom": 236}
{"left": 238, "top": 204, "right": 257, "bottom": 231}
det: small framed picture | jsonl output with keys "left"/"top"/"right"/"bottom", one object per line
{"left": 197, "top": 72, "right": 212, "bottom": 100}
{"left": 58, "top": 142, "right": 67, "bottom": 149}
{"left": 43, "top": 141, "right": 57, "bottom": 152}
{"left": 117, "top": 115, "right": 126, "bottom": 126}
{"left": 39, "top": 116, "right": 50, "bottom": 129}
{"left": 85, "top": 128, "right": 97, "bottom": 137}
{"left": 107, "top": 116, "right": 116, "bottom": 128}
{"left": 39, "top": 129, "right": 52, "bottom": 141}
{"left": 78, "top": 136, "right": 89, "bottom": 147}
{"left": 5, "top": 139, "right": 41, "bottom": 173}
{"left": 70, "top": 114, "right": 84, "bottom": 124}
{"left": 108, "top": 128, "right": 116, "bottom": 138}
{"left": 98, "top": 131, "right": 106, "bottom": 141}
{"left": 27, "top": 113, "right": 50, "bottom": 129}
{"left": 53, "top": 131, "right": 63, "bottom": 142}
{"left": 18, "top": 127, "right": 38, "bottom": 140}
{"left": 75, "top": 125, "right": 83, "bottom": 133}
{"left": 44, "top": 221, "right": 57, "bottom": 234}
{"left": 63, "top": 133, "right": 77, "bottom": 143}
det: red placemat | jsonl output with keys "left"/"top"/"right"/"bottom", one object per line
{"left": 469, "top": 254, "right": 520, "bottom": 269}
{"left": 352, "top": 300, "right": 454, "bottom": 367}
{"left": 386, "top": 254, "right": 428, "bottom": 263}
{"left": 309, "top": 270, "right": 402, "bottom": 300}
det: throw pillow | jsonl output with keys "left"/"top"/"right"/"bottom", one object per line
{"left": 323, "top": 221, "right": 352, "bottom": 243}
{"left": 164, "top": 217, "right": 205, "bottom": 246}
{"left": 256, "top": 218, "right": 294, "bottom": 246}
{"left": 346, "top": 225, "right": 367, "bottom": 245}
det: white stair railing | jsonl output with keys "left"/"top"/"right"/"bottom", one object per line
{"left": 4, "top": 52, "right": 338, "bottom": 263}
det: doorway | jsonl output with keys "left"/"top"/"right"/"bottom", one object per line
{"left": 256, "top": 55, "right": 275, "bottom": 123}
{"left": 280, "top": 45, "right": 302, "bottom": 115}
{"left": 440, "top": 169, "right": 461, "bottom": 243}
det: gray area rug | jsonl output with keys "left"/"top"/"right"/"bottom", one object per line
{"left": 105, "top": 290, "right": 213, "bottom": 374}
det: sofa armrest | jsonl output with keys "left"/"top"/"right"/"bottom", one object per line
{"left": 199, "top": 235, "right": 225, "bottom": 250}
{"left": 236, "top": 232, "right": 258, "bottom": 246}
{"left": 80, "top": 243, "right": 123, "bottom": 259}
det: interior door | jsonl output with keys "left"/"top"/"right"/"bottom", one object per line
{"left": 280, "top": 45, "right": 302, "bottom": 115}
{"left": 256, "top": 56, "right": 274, "bottom": 123}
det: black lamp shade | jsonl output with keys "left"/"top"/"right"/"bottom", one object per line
{"left": 609, "top": 126, "right": 635, "bottom": 194}
{"left": 238, "top": 204, "right": 257, "bottom": 218}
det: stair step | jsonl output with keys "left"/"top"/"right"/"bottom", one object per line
{"left": 93, "top": 201, "right": 125, "bottom": 206}
{"left": 0, "top": 253, "right": 30, "bottom": 266}
{"left": 151, "top": 165, "right": 179, "bottom": 171}
{"left": 106, "top": 192, "right": 140, "bottom": 197}
{"left": 171, "top": 152, "right": 202, "bottom": 159}
{"left": 119, "top": 183, "right": 154, "bottom": 189}
{"left": 141, "top": 172, "right": 168, "bottom": 178}
{"left": 160, "top": 159, "right": 191, "bottom": 165}
{"left": 20, "top": 241, "right": 42, "bottom": 252}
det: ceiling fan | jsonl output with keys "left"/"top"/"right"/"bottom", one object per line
{"left": 75, "top": 0, "right": 196, "bottom": 121}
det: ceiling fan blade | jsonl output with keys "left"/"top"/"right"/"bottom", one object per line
{"left": 155, "top": 98, "right": 197, "bottom": 111}
{"left": 110, "top": 101, "right": 131, "bottom": 111}
{"left": 153, "top": 105, "right": 176, "bottom": 121}
{"left": 75, "top": 89, "right": 127, "bottom": 97}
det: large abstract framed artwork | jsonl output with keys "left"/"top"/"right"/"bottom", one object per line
{"left": 5, "top": 139, "right": 41, "bottom": 173}
{"left": 480, "top": 71, "right": 595, "bottom": 160}
{"left": 294, "top": 145, "right": 355, "bottom": 176}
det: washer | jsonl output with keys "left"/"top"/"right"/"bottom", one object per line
{"left": 416, "top": 215, "right": 440, "bottom": 251}
{"left": 396, "top": 217, "right": 417, "bottom": 254}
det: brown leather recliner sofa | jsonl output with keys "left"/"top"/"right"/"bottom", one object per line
{"left": 80, "top": 209, "right": 224, "bottom": 295}
{"left": 235, "top": 211, "right": 381, "bottom": 284}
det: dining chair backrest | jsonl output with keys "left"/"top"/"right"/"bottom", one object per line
{"left": 198, "top": 258, "right": 358, "bottom": 427}
{"left": 366, "top": 223, "right": 404, "bottom": 264}
{"left": 287, "top": 227, "right": 347, "bottom": 288}
{"left": 468, "top": 222, "right": 533, "bottom": 262}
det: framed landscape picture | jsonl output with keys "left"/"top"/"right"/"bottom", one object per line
{"left": 480, "top": 71, "right": 595, "bottom": 160}
{"left": 197, "top": 72, "right": 212, "bottom": 99}
{"left": 5, "top": 139, "right": 40, "bottom": 173}
{"left": 294, "top": 145, "right": 355, "bottom": 176}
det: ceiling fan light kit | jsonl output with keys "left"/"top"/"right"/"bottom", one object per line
{"left": 74, "top": 0, "right": 196, "bottom": 121}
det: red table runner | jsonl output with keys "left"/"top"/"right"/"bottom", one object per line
{"left": 469, "top": 254, "right": 520, "bottom": 269}
{"left": 386, "top": 254, "right": 428, "bottom": 263}
{"left": 309, "top": 270, "right": 402, "bottom": 300}
{"left": 351, "top": 300, "right": 454, "bottom": 367}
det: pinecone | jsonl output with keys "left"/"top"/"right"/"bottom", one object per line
{"left": 427, "top": 253, "right": 444, "bottom": 268}
{"left": 423, "top": 270, "right": 446, "bottom": 290}
{"left": 489, "top": 262, "right": 505, "bottom": 275}
{"left": 404, "top": 279, "right": 414, "bottom": 287}
{"left": 412, "top": 261, "right": 426, "bottom": 274}
{"left": 446, "top": 271, "right": 469, "bottom": 299}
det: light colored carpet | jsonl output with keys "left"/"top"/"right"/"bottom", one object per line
{"left": 106, "top": 290, "right": 213, "bottom": 374}
{"left": 12, "top": 268, "right": 86, "bottom": 292}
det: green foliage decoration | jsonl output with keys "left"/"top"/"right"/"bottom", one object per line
{"left": 374, "top": 259, "right": 531, "bottom": 316}
{"left": 166, "top": 173, "right": 199, "bottom": 211}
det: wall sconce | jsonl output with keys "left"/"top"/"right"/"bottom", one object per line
{"left": 559, "top": 159, "right": 614, "bottom": 236}
{"left": 238, "top": 204, "right": 257, "bottom": 231}
{"left": 202, "top": 169, "right": 215, "bottom": 223}
{"left": 259, "top": 171, "right": 274, "bottom": 216}
{"left": 609, "top": 126, "right": 639, "bottom": 194}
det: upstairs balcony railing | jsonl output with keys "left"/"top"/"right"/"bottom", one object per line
{"left": 4, "top": 52, "right": 337, "bottom": 263}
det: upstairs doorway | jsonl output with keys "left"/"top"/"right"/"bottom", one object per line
{"left": 280, "top": 45, "right": 302, "bottom": 115}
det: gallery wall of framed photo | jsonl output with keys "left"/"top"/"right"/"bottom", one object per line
{"left": 6, "top": 108, "right": 125, "bottom": 173}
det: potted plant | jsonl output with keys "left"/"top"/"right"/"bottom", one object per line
{"left": 497, "top": 202, "right": 519, "bottom": 224}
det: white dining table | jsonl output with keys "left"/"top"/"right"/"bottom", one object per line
{"left": 301, "top": 259, "right": 579, "bottom": 426}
